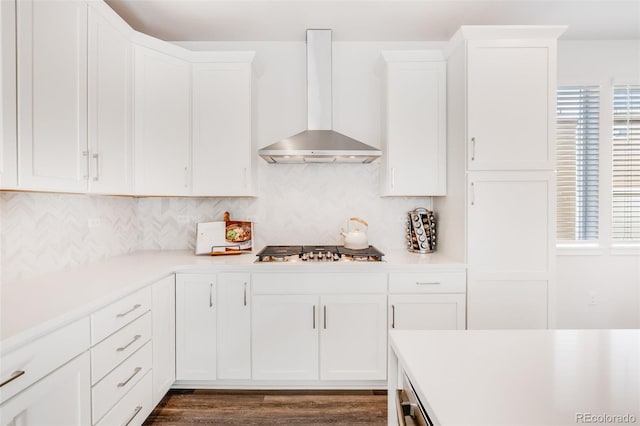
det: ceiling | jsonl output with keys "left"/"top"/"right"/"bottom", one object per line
{"left": 104, "top": 0, "right": 640, "bottom": 42}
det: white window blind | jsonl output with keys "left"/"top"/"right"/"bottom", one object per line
{"left": 556, "top": 86, "right": 600, "bottom": 241}
{"left": 612, "top": 85, "right": 640, "bottom": 241}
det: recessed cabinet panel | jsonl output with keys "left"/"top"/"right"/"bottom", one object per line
{"left": 382, "top": 53, "right": 446, "bottom": 196}
{"left": 175, "top": 274, "right": 217, "bottom": 380}
{"left": 467, "top": 42, "right": 551, "bottom": 170}
{"left": 468, "top": 280, "right": 548, "bottom": 329}
{"left": 467, "top": 172, "right": 552, "bottom": 275}
{"left": 17, "top": 0, "right": 88, "bottom": 192}
{"left": 217, "top": 273, "right": 251, "bottom": 380}
{"left": 87, "top": 7, "right": 132, "bottom": 194}
{"left": 389, "top": 294, "right": 465, "bottom": 330}
{"left": 320, "top": 295, "right": 387, "bottom": 381}
{"left": 251, "top": 295, "right": 319, "bottom": 380}
{"left": 192, "top": 63, "right": 252, "bottom": 196}
{"left": 134, "top": 45, "right": 191, "bottom": 195}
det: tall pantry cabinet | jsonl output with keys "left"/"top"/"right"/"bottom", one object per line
{"left": 434, "top": 26, "right": 566, "bottom": 329}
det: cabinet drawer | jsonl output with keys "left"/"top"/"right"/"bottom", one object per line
{"left": 92, "top": 342, "right": 152, "bottom": 424}
{"left": 91, "top": 312, "right": 152, "bottom": 385}
{"left": 0, "top": 317, "right": 90, "bottom": 404}
{"left": 252, "top": 273, "right": 387, "bottom": 294}
{"left": 92, "top": 287, "right": 152, "bottom": 344}
{"left": 389, "top": 271, "right": 466, "bottom": 294}
{"left": 96, "top": 370, "right": 153, "bottom": 426}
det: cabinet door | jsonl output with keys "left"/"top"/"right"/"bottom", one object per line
{"left": 389, "top": 294, "right": 465, "bottom": 330}
{"left": 152, "top": 275, "right": 175, "bottom": 405}
{"left": 175, "top": 274, "right": 216, "bottom": 380}
{"left": 217, "top": 273, "right": 251, "bottom": 380}
{"left": 17, "top": 0, "right": 88, "bottom": 192}
{"left": 467, "top": 40, "right": 555, "bottom": 170}
{"left": 319, "top": 294, "right": 387, "bottom": 381}
{"left": 0, "top": 352, "right": 90, "bottom": 426}
{"left": 251, "top": 295, "right": 319, "bottom": 380}
{"left": 467, "top": 171, "right": 553, "bottom": 329}
{"left": 192, "top": 63, "right": 253, "bottom": 196}
{"left": 134, "top": 45, "right": 191, "bottom": 195}
{"left": 87, "top": 6, "right": 132, "bottom": 194}
{"left": 383, "top": 59, "right": 446, "bottom": 196}
{"left": 1, "top": 0, "right": 17, "bottom": 189}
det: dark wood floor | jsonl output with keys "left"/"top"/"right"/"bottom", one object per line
{"left": 143, "top": 389, "right": 388, "bottom": 425}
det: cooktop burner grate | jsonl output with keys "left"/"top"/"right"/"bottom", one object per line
{"left": 255, "top": 245, "right": 384, "bottom": 262}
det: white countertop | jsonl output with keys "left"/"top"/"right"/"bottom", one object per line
{"left": 390, "top": 329, "right": 640, "bottom": 426}
{"left": 1, "top": 249, "right": 463, "bottom": 352}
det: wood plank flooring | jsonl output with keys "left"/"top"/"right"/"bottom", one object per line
{"left": 143, "top": 389, "right": 388, "bottom": 425}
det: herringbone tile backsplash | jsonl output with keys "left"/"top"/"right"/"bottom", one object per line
{"left": 1, "top": 162, "right": 431, "bottom": 282}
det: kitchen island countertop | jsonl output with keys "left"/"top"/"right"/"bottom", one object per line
{"left": 389, "top": 329, "right": 640, "bottom": 426}
{"left": 1, "top": 249, "right": 463, "bottom": 352}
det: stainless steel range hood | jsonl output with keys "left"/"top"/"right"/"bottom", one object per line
{"left": 258, "top": 30, "right": 381, "bottom": 164}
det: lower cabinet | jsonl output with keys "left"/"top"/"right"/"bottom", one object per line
{"left": 251, "top": 273, "right": 388, "bottom": 382}
{"left": 0, "top": 352, "right": 91, "bottom": 426}
{"left": 175, "top": 274, "right": 217, "bottom": 380}
{"left": 251, "top": 294, "right": 319, "bottom": 380}
{"left": 389, "top": 294, "right": 465, "bottom": 330}
{"left": 388, "top": 271, "right": 467, "bottom": 331}
{"left": 319, "top": 295, "right": 387, "bottom": 380}
{"left": 217, "top": 273, "right": 251, "bottom": 380}
{"left": 152, "top": 275, "right": 176, "bottom": 404}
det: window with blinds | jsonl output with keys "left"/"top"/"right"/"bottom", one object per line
{"left": 556, "top": 86, "right": 600, "bottom": 241}
{"left": 612, "top": 85, "right": 640, "bottom": 241}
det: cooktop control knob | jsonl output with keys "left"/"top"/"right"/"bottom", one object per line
{"left": 325, "top": 251, "right": 332, "bottom": 260}
{"left": 308, "top": 252, "right": 315, "bottom": 260}
{"left": 301, "top": 253, "right": 308, "bottom": 261}
{"left": 317, "top": 252, "right": 325, "bottom": 260}
{"left": 333, "top": 253, "right": 340, "bottom": 261}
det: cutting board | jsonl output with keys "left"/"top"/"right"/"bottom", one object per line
{"left": 195, "top": 221, "right": 227, "bottom": 255}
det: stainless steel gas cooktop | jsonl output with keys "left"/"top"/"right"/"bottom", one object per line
{"left": 255, "top": 245, "right": 384, "bottom": 263}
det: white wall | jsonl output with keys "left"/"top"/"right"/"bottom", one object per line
{"left": 556, "top": 40, "right": 640, "bottom": 329}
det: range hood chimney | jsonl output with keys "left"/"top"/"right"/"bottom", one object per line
{"left": 258, "top": 30, "right": 381, "bottom": 164}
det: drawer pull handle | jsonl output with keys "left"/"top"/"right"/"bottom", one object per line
{"left": 117, "top": 334, "right": 142, "bottom": 352}
{"left": 0, "top": 370, "right": 25, "bottom": 388}
{"left": 116, "top": 304, "right": 142, "bottom": 318}
{"left": 117, "top": 367, "right": 142, "bottom": 388}
{"left": 243, "top": 282, "right": 247, "bottom": 306}
{"left": 122, "top": 405, "right": 143, "bottom": 426}
{"left": 312, "top": 305, "right": 316, "bottom": 329}
{"left": 416, "top": 282, "right": 440, "bottom": 285}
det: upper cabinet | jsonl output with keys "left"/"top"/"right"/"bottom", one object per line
{"left": 133, "top": 45, "right": 192, "bottom": 196}
{"left": 87, "top": 5, "right": 133, "bottom": 194}
{"left": 17, "top": 0, "right": 88, "bottom": 192}
{"left": 1, "top": 0, "right": 17, "bottom": 189}
{"left": 380, "top": 50, "right": 447, "bottom": 196}
{"left": 192, "top": 58, "right": 255, "bottom": 196}
{"left": 465, "top": 37, "right": 558, "bottom": 171}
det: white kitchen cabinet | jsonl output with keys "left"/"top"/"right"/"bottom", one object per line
{"left": 467, "top": 40, "right": 556, "bottom": 171}
{"left": 389, "top": 294, "right": 466, "bottom": 330}
{"left": 192, "top": 59, "right": 255, "bottom": 196}
{"left": 217, "top": 273, "right": 251, "bottom": 380}
{"left": 87, "top": 5, "right": 132, "bottom": 194}
{"left": 0, "top": 352, "right": 91, "bottom": 426}
{"left": 1, "top": 0, "right": 17, "bottom": 189}
{"left": 466, "top": 171, "right": 553, "bottom": 329}
{"left": 134, "top": 45, "right": 191, "bottom": 196}
{"left": 380, "top": 50, "right": 446, "bottom": 196}
{"left": 319, "top": 295, "right": 387, "bottom": 380}
{"left": 17, "top": 0, "right": 88, "bottom": 192}
{"left": 175, "top": 274, "right": 217, "bottom": 380}
{"left": 251, "top": 273, "right": 388, "bottom": 382}
{"left": 151, "top": 275, "right": 175, "bottom": 405}
{"left": 434, "top": 26, "right": 563, "bottom": 330}
{"left": 251, "top": 294, "right": 319, "bottom": 380}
